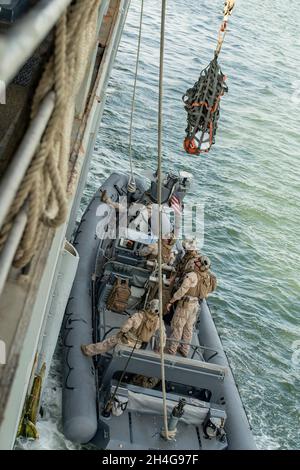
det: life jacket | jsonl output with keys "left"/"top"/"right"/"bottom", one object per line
{"left": 133, "top": 310, "right": 158, "bottom": 343}
{"left": 186, "top": 270, "right": 216, "bottom": 299}
{"left": 172, "top": 253, "right": 197, "bottom": 293}
{"left": 106, "top": 277, "right": 131, "bottom": 312}
{"left": 183, "top": 137, "right": 200, "bottom": 155}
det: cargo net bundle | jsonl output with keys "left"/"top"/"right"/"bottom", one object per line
{"left": 182, "top": 57, "right": 228, "bottom": 155}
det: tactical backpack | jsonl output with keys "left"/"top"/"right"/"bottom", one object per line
{"left": 106, "top": 277, "right": 131, "bottom": 313}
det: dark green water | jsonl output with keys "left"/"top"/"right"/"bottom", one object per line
{"left": 17, "top": 0, "right": 299, "bottom": 450}
{"left": 86, "top": 0, "right": 300, "bottom": 450}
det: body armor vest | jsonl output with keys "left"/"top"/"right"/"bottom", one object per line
{"left": 178, "top": 252, "right": 196, "bottom": 275}
{"left": 186, "top": 271, "right": 214, "bottom": 299}
{"left": 127, "top": 310, "right": 158, "bottom": 343}
{"left": 147, "top": 240, "right": 175, "bottom": 263}
{"left": 106, "top": 277, "right": 131, "bottom": 312}
{"left": 162, "top": 240, "right": 175, "bottom": 263}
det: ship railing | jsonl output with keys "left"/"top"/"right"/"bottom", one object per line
{"left": 0, "top": 92, "right": 55, "bottom": 296}
{"left": 0, "top": 0, "right": 73, "bottom": 84}
{"left": 0, "top": 0, "right": 73, "bottom": 297}
{"left": 0, "top": 0, "right": 113, "bottom": 297}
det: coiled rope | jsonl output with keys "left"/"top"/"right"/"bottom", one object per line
{"left": 127, "top": 0, "right": 144, "bottom": 193}
{"left": 0, "top": 0, "right": 102, "bottom": 267}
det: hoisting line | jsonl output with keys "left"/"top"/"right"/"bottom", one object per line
{"left": 215, "top": 0, "right": 236, "bottom": 57}
{"left": 157, "top": 0, "right": 169, "bottom": 440}
{"left": 128, "top": 0, "right": 144, "bottom": 191}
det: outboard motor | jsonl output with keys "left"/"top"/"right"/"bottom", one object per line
{"left": 149, "top": 171, "right": 193, "bottom": 205}
{"left": 203, "top": 409, "right": 226, "bottom": 442}
{"left": 149, "top": 173, "right": 179, "bottom": 204}
{"left": 176, "top": 171, "right": 193, "bottom": 202}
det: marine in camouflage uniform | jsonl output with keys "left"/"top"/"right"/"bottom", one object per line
{"left": 141, "top": 234, "right": 178, "bottom": 309}
{"left": 168, "top": 239, "right": 199, "bottom": 311}
{"left": 101, "top": 190, "right": 152, "bottom": 234}
{"left": 166, "top": 256, "right": 217, "bottom": 357}
{"left": 176, "top": 239, "right": 200, "bottom": 277}
{"left": 81, "top": 299, "right": 166, "bottom": 356}
{"left": 138, "top": 234, "right": 176, "bottom": 265}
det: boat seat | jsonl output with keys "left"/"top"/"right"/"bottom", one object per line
{"left": 100, "top": 344, "right": 227, "bottom": 403}
{"left": 98, "top": 279, "right": 146, "bottom": 311}
{"left": 103, "top": 261, "right": 150, "bottom": 288}
{"left": 129, "top": 285, "right": 145, "bottom": 298}
{"left": 112, "top": 345, "right": 228, "bottom": 381}
{"left": 126, "top": 390, "right": 211, "bottom": 425}
{"left": 128, "top": 286, "right": 145, "bottom": 305}
{"left": 99, "top": 261, "right": 150, "bottom": 312}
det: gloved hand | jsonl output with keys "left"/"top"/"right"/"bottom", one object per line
{"left": 117, "top": 330, "right": 127, "bottom": 341}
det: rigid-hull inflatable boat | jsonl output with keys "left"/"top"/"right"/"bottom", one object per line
{"left": 62, "top": 172, "right": 256, "bottom": 450}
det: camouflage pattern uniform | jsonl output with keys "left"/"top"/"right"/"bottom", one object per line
{"left": 101, "top": 190, "right": 152, "bottom": 233}
{"left": 166, "top": 262, "right": 217, "bottom": 357}
{"left": 176, "top": 250, "right": 198, "bottom": 276}
{"left": 101, "top": 190, "right": 126, "bottom": 211}
{"left": 139, "top": 237, "right": 176, "bottom": 265}
{"left": 176, "top": 239, "right": 199, "bottom": 276}
{"left": 129, "top": 203, "right": 152, "bottom": 232}
{"left": 82, "top": 301, "right": 166, "bottom": 357}
{"left": 139, "top": 242, "right": 158, "bottom": 259}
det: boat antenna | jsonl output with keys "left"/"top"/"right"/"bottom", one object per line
{"left": 157, "top": 0, "right": 170, "bottom": 440}
{"left": 127, "top": 0, "right": 145, "bottom": 193}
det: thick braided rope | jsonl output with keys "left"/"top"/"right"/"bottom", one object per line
{"left": 15, "top": 12, "right": 68, "bottom": 266}
{"left": 41, "top": 12, "right": 68, "bottom": 229}
{"left": 0, "top": 0, "right": 102, "bottom": 267}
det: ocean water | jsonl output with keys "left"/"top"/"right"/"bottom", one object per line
{"left": 16, "top": 0, "right": 300, "bottom": 450}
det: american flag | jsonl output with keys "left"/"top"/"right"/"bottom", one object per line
{"left": 170, "top": 194, "right": 182, "bottom": 215}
